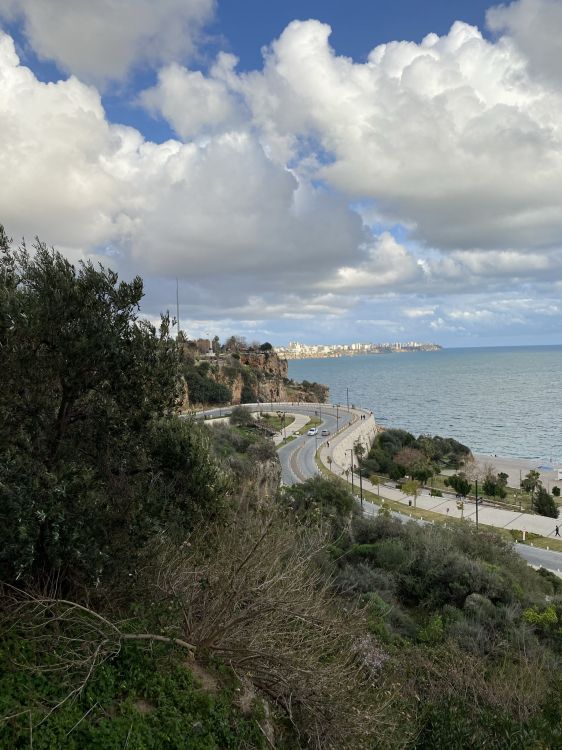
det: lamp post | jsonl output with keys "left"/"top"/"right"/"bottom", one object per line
{"left": 346, "top": 387, "right": 350, "bottom": 413}
{"left": 336, "top": 403, "right": 339, "bottom": 432}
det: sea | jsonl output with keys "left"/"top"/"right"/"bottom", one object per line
{"left": 287, "top": 346, "right": 562, "bottom": 462}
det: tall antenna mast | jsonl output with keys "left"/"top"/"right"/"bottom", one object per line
{"left": 176, "top": 277, "right": 180, "bottom": 337}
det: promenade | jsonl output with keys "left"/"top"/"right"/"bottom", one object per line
{"left": 318, "top": 407, "right": 562, "bottom": 540}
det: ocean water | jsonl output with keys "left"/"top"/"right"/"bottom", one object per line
{"left": 288, "top": 346, "right": 562, "bottom": 461}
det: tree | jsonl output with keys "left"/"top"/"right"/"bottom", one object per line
{"left": 403, "top": 479, "right": 421, "bottom": 508}
{"left": 552, "top": 486, "right": 561, "bottom": 497}
{"left": 533, "top": 487, "right": 559, "bottom": 519}
{"left": 482, "top": 469, "right": 507, "bottom": 499}
{"left": 444, "top": 473, "right": 472, "bottom": 498}
{"left": 0, "top": 234, "right": 224, "bottom": 586}
{"left": 260, "top": 342, "right": 273, "bottom": 351}
{"left": 229, "top": 405, "right": 255, "bottom": 427}
{"left": 521, "top": 469, "right": 541, "bottom": 496}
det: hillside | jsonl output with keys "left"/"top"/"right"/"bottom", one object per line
{"left": 180, "top": 342, "right": 328, "bottom": 407}
{"left": 1, "top": 235, "right": 561, "bottom": 750}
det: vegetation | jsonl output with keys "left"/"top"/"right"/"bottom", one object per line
{"left": 519, "top": 470, "right": 560, "bottom": 518}
{"left": 331, "top": 513, "right": 562, "bottom": 748}
{"left": 2, "top": 228, "right": 561, "bottom": 749}
{"left": 360, "top": 428, "right": 471, "bottom": 482}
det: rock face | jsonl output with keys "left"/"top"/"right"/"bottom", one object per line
{"left": 185, "top": 349, "right": 328, "bottom": 407}
{"left": 238, "top": 351, "right": 288, "bottom": 378}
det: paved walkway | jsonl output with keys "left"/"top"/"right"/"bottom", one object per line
{"left": 312, "top": 409, "right": 562, "bottom": 540}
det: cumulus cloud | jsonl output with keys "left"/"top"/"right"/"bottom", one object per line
{"left": 0, "top": 31, "right": 367, "bottom": 318}
{"left": 324, "top": 233, "right": 424, "bottom": 292}
{"left": 487, "top": 0, "right": 562, "bottom": 87}
{"left": 141, "top": 55, "right": 244, "bottom": 139}
{"left": 226, "top": 18, "right": 562, "bottom": 253}
{"left": 0, "top": 0, "right": 214, "bottom": 84}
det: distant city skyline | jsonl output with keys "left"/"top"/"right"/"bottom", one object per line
{"left": 1, "top": 1, "right": 561, "bottom": 347}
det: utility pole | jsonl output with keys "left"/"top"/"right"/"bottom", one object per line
{"left": 176, "top": 277, "right": 180, "bottom": 337}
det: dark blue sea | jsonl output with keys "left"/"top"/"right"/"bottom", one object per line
{"left": 288, "top": 346, "right": 562, "bottom": 461}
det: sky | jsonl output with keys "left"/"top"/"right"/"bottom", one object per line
{"left": 1, "top": 0, "right": 562, "bottom": 348}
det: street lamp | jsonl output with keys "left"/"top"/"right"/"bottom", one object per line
{"left": 336, "top": 403, "right": 339, "bottom": 432}
{"left": 346, "top": 387, "right": 350, "bottom": 413}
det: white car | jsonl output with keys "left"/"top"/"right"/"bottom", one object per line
{"left": 307, "top": 427, "right": 319, "bottom": 436}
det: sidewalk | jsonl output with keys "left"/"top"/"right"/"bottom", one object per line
{"left": 319, "top": 413, "right": 562, "bottom": 540}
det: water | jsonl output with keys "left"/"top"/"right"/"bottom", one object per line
{"left": 288, "top": 346, "right": 562, "bottom": 461}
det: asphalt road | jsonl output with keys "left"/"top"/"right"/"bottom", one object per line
{"left": 191, "top": 403, "right": 562, "bottom": 576}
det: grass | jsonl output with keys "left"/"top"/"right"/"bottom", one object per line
{"left": 257, "top": 412, "right": 295, "bottom": 431}
{"left": 315, "top": 455, "right": 562, "bottom": 555}
{"left": 430, "top": 473, "right": 535, "bottom": 512}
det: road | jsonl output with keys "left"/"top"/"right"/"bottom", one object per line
{"left": 190, "top": 403, "right": 562, "bottom": 576}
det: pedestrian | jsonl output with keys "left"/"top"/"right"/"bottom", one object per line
{"left": 556, "top": 525, "right": 560, "bottom": 537}
{"left": 327, "top": 441, "right": 330, "bottom": 447}
{"left": 446, "top": 507, "right": 449, "bottom": 514}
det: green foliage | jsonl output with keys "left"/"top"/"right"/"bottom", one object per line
{"left": 523, "top": 604, "right": 559, "bottom": 628}
{"left": 0, "top": 640, "right": 265, "bottom": 749}
{"left": 553, "top": 485, "right": 561, "bottom": 497}
{"left": 521, "top": 469, "right": 541, "bottom": 495}
{"left": 361, "top": 429, "right": 471, "bottom": 480}
{"left": 533, "top": 486, "right": 559, "bottom": 518}
{"left": 284, "top": 476, "right": 354, "bottom": 536}
{"left": 418, "top": 614, "right": 444, "bottom": 644}
{"left": 481, "top": 469, "right": 508, "bottom": 499}
{"left": 444, "top": 473, "right": 471, "bottom": 497}
{"left": 0, "top": 236, "right": 225, "bottom": 586}
{"left": 229, "top": 405, "right": 255, "bottom": 427}
{"left": 184, "top": 364, "right": 231, "bottom": 405}
{"left": 429, "top": 489, "right": 443, "bottom": 497}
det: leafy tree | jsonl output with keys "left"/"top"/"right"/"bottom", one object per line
{"left": 444, "top": 473, "right": 471, "bottom": 498}
{"left": 521, "top": 469, "right": 541, "bottom": 496}
{"left": 0, "top": 233, "right": 224, "bottom": 585}
{"left": 482, "top": 469, "right": 508, "bottom": 499}
{"left": 259, "top": 342, "right": 273, "bottom": 351}
{"left": 552, "top": 486, "right": 561, "bottom": 497}
{"left": 229, "top": 405, "right": 255, "bottom": 427}
{"left": 533, "top": 487, "right": 559, "bottom": 518}
{"left": 402, "top": 479, "right": 421, "bottom": 508}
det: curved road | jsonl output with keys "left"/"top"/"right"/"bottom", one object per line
{"left": 192, "top": 403, "right": 562, "bottom": 576}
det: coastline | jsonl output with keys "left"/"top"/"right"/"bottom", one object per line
{"left": 473, "top": 453, "right": 561, "bottom": 491}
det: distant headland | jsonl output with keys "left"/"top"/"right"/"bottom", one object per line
{"left": 277, "top": 340, "right": 442, "bottom": 360}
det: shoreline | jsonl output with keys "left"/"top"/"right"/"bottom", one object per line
{"left": 473, "top": 453, "right": 561, "bottom": 490}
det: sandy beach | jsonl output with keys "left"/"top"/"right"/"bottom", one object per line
{"left": 474, "top": 454, "right": 561, "bottom": 491}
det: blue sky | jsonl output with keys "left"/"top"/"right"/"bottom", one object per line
{"left": 1, "top": 0, "right": 561, "bottom": 347}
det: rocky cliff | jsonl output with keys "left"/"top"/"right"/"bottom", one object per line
{"left": 185, "top": 349, "right": 328, "bottom": 407}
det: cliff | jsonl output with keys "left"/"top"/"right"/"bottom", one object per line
{"left": 183, "top": 349, "right": 328, "bottom": 407}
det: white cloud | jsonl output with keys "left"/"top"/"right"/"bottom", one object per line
{"left": 227, "top": 18, "right": 562, "bottom": 253}
{"left": 322, "top": 233, "right": 424, "bottom": 292}
{"left": 0, "top": 31, "right": 367, "bottom": 316}
{"left": 0, "top": 0, "right": 215, "bottom": 84}
{"left": 141, "top": 55, "right": 243, "bottom": 139}
{"left": 487, "top": 0, "right": 562, "bottom": 88}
